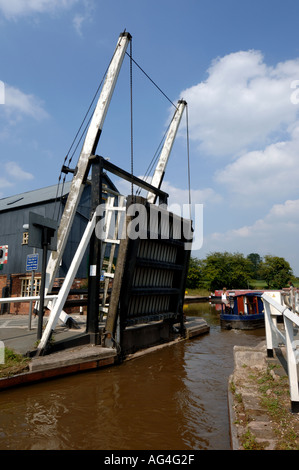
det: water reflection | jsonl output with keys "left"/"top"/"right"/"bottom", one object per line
{"left": 0, "top": 303, "right": 265, "bottom": 450}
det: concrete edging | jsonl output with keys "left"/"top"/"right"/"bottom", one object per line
{"left": 227, "top": 374, "right": 241, "bottom": 450}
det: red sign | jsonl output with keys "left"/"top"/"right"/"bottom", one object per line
{"left": 0, "top": 245, "right": 8, "bottom": 264}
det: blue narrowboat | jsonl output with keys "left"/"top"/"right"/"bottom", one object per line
{"left": 220, "top": 292, "right": 264, "bottom": 330}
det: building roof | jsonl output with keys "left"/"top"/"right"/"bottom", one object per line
{"left": 0, "top": 173, "right": 119, "bottom": 213}
{"left": 0, "top": 181, "right": 72, "bottom": 213}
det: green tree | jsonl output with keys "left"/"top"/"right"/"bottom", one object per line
{"left": 186, "top": 257, "right": 204, "bottom": 289}
{"left": 203, "top": 251, "right": 253, "bottom": 291}
{"left": 259, "top": 255, "right": 293, "bottom": 289}
{"left": 247, "top": 253, "right": 263, "bottom": 279}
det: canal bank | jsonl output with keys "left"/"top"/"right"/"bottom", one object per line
{"left": 228, "top": 342, "right": 299, "bottom": 450}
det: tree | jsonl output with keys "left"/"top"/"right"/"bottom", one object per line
{"left": 203, "top": 252, "right": 253, "bottom": 291}
{"left": 186, "top": 257, "right": 204, "bottom": 289}
{"left": 259, "top": 255, "right": 293, "bottom": 289}
{"left": 247, "top": 253, "right": 263, "bottom": 279}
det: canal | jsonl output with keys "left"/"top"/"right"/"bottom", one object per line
{"left": 0, "top": 303, "right": 265, "bottom": 450}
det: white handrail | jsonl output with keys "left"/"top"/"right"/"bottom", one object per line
{"left": 262, "top": 293, "right": 299, "bottom": 413}
{"left": 0, "top": 295, "right": 58, "bottom": 303}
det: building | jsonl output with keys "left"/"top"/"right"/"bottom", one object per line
{"left": 0, "top": 176, "right": 118, "bottom": 314}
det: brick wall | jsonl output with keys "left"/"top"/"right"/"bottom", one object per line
{"left": 0, "top": 274, "right": 88, "bottom": 315}
{"left": 0, "top": 275, "right": 6, "bottom": 293}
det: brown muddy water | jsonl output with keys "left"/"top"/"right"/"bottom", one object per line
{"left": 0, "top": 303, "right": 265, "bottom": 450}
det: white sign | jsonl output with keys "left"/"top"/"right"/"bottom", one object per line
{"left": 89, "top": 265, "right": 97, "bottom": 276}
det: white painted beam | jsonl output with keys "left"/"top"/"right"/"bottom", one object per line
{"left": 147, "top": 100, "right": 186, "bottom": 203}
{"left": 37, "top": 213, "right": 97, "bottom": 354}
{"left": 45, "top": 32, "right": 131, "bottom": 294}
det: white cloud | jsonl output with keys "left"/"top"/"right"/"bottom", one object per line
{"left": 72, "top": 0, "right": 94, "bottom": 36}
{"left": 180, "top": 50, "right": 299, "bottom": 272}
{"left": 206, "top": 199, "right": 299, "bottom": 270}
{"left": 115, "top": 177, "right": 222, "bottom": 209}
{"left": 161, "top": 180, "right": 222, "bottom": 207}
{"left": 0, "top": 0, "right": 94, "bottom": 36}
{"left": 227, "top": 198, "right": 299, "bottom": 240}
{"left": 181, "top": 50, "right": 299, "bottom": 158}
{"left": 0, "top": 0, "right": 79, "bottom": 19}
{"left": 0, "top": 178, "right": 13, "bottom": 188}
{"left": 1, "top": 83, "right": 48, "bottom": 122}
{"left": 0, "top": 177, "right": 13, "bottom": 199}
{"left": 214, "top": 124, "right": 299, "bottom": 205}
{"left": 5, "top": 162, "right": 34, "bottom": 181}
{"left": 0, "top": 162, "right": 34, "bottom": 198}
{"left": 73, "top": 13, "right": 85, "bottom": 35}
{"left": 269, "top": 198, "right": 299, "bottom": 220}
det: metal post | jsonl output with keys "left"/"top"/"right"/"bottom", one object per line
{"left": 86, "top": 157, "right": 102, "bottom": 341}
{"left": 37, "top": 228, "right": 49, "bottom": 340}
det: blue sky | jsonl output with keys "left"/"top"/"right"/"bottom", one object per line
{"left": 1, "top": 0, "right": 299, "bottom": 275}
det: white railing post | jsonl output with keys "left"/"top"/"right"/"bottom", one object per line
{"left": 262, "top": 293, "right": 285, "bottom": 356}
{"left": 283, "top": 309, "right": 299, "bottom": 413}
{"left": 262, "top": 293, "right": 299, "bottom": 413}
{"left": 295, "top": 290, "right": 299, "bottom": 314}
{"left": 263, "top": 300, "right": 277, "bottom": 357}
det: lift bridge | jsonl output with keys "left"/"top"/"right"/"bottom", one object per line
{"left": 35, "top": 149, "right": 193, "bottom": 358}
{"left": 35, "top": 153, "right": 193, "bottom": 358}
{"left": 1, "top": 32, "right": 196, "bottom": 359}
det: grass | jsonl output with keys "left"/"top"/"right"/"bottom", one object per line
{"left": 185, "top": 282, "right": 269, "bottom": 296}
{"left": 186, "top": 279, "right": 299, "bottom": 295}
{"left": 250, "top": 279, "right": 269, "bottom": 289}
{"left": 185, "top": 288, "right": 210, "bottom": 296}
{"left": 0, "top": 347, "right": 30, "bottom": 378}
{"left": 242, "top": 429, "right": 266, "bottom": 451}
{"left": 257, "top": 366, "right": 299, "bottom": 450}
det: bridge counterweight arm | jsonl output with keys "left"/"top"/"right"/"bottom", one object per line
{"left": 45, "top": 32, "right": 132, "bottom": 294}
{"left": 147, "top": 99, "right": 186, "bottom": 204}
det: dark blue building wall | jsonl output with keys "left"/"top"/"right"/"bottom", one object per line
{"left": 0, "top": 184, "right": 91, "bottom": 279}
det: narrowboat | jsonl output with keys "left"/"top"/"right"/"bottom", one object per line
{"left": 220, "top": 292, "right": 264, "bottom": 330}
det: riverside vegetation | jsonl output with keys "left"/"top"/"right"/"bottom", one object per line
{"left": 0, "top": 347, "right": 30, "bottom": 378}
{"left": 187, "top": 252, "right": 297, "bottom": 292}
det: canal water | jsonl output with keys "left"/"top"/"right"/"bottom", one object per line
{"left": 0, "top": 303, "right": 265, "bottom": 450}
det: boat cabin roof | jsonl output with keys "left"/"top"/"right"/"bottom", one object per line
{"left": 231, "top": 292, "right": 262, "bottom": 298}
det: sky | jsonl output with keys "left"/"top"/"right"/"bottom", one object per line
{"left": 1, "top": 0, "right": 299, "bottom": 275}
